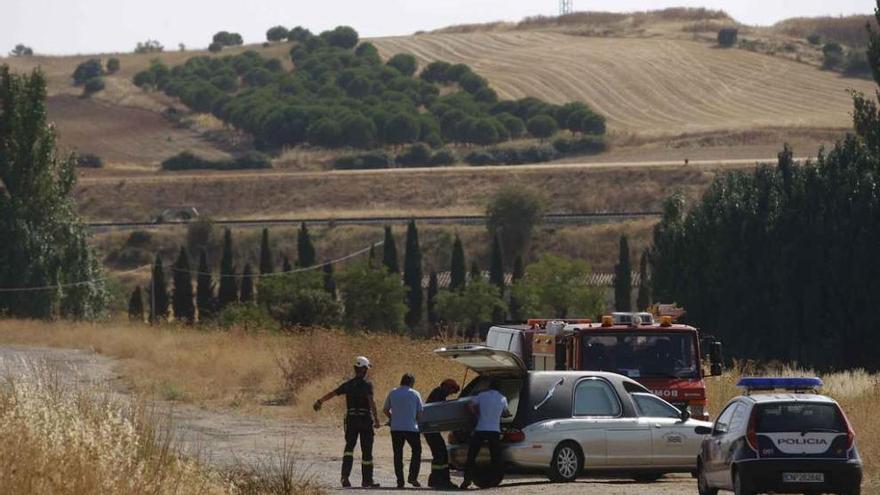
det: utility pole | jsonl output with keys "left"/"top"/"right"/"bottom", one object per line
{"left": 560, "top": 0, "right": 573, "bottom": 16}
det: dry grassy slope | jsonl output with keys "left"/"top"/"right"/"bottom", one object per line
{"left": 373, "top": 32, "right": 874, "bottom": 136}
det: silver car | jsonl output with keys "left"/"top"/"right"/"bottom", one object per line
{"left": 419, "top": 345, "right": 713, "bottom": 488}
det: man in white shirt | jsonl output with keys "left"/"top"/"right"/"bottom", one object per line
{"left": 383, "top": 373, "right": 424, "bottom": 488}
{"left": 460, "top": 379, "right": 511, "bottom": 489}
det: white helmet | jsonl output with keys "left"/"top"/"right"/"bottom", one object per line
{"left": 354, "top": 356, "right": 372, "bottom": 368}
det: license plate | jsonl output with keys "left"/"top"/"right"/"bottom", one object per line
{"left": 783, "top": 472, "right": 824, "bottom": 483}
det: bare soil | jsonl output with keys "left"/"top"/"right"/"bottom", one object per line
{"left": 0, "top": 345, "right": 693, "bottom": 494}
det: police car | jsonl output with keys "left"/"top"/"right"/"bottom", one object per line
{"left": 695, "top": 377, "right": 862, "bottom": 495}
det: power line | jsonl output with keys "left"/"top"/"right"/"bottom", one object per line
{"left": 0, "top": 264, "right": 152, "bottom": 293}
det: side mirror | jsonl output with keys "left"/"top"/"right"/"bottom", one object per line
{"left": 679, "top": 407, "right": 691, "bottom": 423}
{"left": 710, "top": 342, "right": 724, "bottom": 376}
{"left": 694, "top": 425, "right": 712, "bottom": 435}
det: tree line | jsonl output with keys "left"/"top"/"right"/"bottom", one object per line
{"left": 132, "top": 25, "right": 605, "bottom": 154}
{"left": 650, "top": 3, "right": 880, "bottom": 371}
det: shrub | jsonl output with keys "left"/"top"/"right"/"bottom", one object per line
{"left": 161, "top": 151, "right": 271, "bottom": 171}
{"left": 266, "top": 26, "right": 290, "bottom": 42}
{"left": 106, "top": 58, "right": 120, "bottom": 73}
{"left": 822, "top": 42, "right": 845, "bottom": 69}
{"left": 213, "top": 31, "right": 243, "bottom": 47}
{"left": 134, "top": 40, "right": 163, "bottom": 53}
{"left": 717, "top": 27, "right": 738, "bottom": 47}
{"left": 72, "top": 59, "right": 103, "bottom": 86}
{"left": 459, "top": 72, "right": 488, "bottom": 93}
{"left": 396, "top": 143, "right": 432, "bottom": 167}
{"left": 83, "top": 77, "right": 106, "bottom": 95}
{"left": 465, "top": 146, "right": 560, "bottom": 166}
{"left": 337, "top": 261, "right": 407, "bottom": 332}
{"left": 321, "top": 26, "right": 359, "bottom": 49}
{"left": 844, "top": 51, "right": 871, "bottom": 76}
{"left": 429, "top": 148, "right": 457, "bottom": 166}
{"left": 420, "top": 61, "right": 452, "bottom": 83}
{"left": 287, "top": 26, "right": 313, "bottom": 42}
{"left": 259, "top": 272, "right": 340, "bottom": 328}
{"left": 232, "top": 151, "right": 272, "bottom": 169}
{"left": 10, "top": 44, "right": 34, "bottom": 57}
{"left": 334, "top": 150, "right": 394, "bottom": 170}
{"left": 552, "top": 136, "right": 607, "bottom": 156}
{"left": 807, "top": 33, "right": 823, "bottom": 45}
{"left": 526, "top": 115, "right": 558, "bottom": 139}
{"left": 387, "top": 53, "right": 418, "bottom": 77}
{"left": 464, "top": 150, "right": 498, "bottom": 166}
{"left": 208, "top": 42, "right": 223, "bottom": 53}
{"left": 75, "top": 153, "right": 103, "bottom": 168}
{"left": 218, "top": 303, "right": 280, "bottom": 332}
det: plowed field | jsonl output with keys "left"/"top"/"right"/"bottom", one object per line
{"left": 373, "top": 32, "right": 874, "bottom": 136}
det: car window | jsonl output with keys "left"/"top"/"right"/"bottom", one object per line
{"left": 573, "top": 378, "right": 621, "bottom": 417}
{"left": 713, "top": 402, "right": 739, "bottom": 436}
{"left": 729, "top": 401, "right": 750, "bottom": 433}
{"left": 756, "top": 403, "right": 845, "bottom": 433}
{"left": 632, "top": 393, "right": 682, "bottom": 419}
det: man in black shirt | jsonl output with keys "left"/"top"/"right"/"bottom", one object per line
{"left": 424, "top": 378, "right": 460, "bottom": 489}
{"left": 314, "top": 356, "right": 381, "bottom": 488}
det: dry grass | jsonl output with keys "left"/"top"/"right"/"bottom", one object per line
{"left": 707, "top": 362, "right": 880, "bottom": 490}
{"left": 0, "top": 360, "right": 223, "bottom": 494}
{"left": 773, "top": 15, "right": 879, "bottom": 48}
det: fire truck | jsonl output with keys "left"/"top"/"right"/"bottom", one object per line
{"left": 485, "top": 311, "right": 724, "bottom": 421}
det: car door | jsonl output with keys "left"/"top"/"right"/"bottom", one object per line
{"left": 573, "top": 377, "right": 651, "bottom": 468}
{"left": 705, "top": 401, "right": 740, "bottom": 488}
{"left": 420, "top": 345, "right": 527, "bottom": 433}
{"left": 631, "top": 392, "right": 694, "bottom": 467}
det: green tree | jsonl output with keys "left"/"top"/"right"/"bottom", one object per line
{"left": 282, "top": 256, "right": 293, "bottom": 272}
{"left": 717, "top": 27, "right": 738, "bottom": 47}
{"left": 239, "top": 263, "right": 255, "bottom": 303}
{"left": 489, "top": 233, "right": 505, "bottom": 291}
{"left": 509, "top": 255, "right": 525, "bottom": 320}
{"left": 435, "top": 280, "right": 506, "bottom": 337}
{"left": 403, "top": 220, "right": 423, "bottom": 330}
{"left": 340, "top": 114, "right": 378, "bottom": 149}
{"left": 427, "top": 271, "right": 439, "bottom": 330}
{"left": 259, "top": 271, "right": 340, "bottom": 327}
{"left": 511, "top": 253, "right": 603, "bottom": 319}
{"left": 218, "top": 229, "right": 238, "bottom": 309}
{"left": 470, "top": 261, "right": 482, "bottom": 283}
{"left": 321, "top": 26, "right": 359, "bottom": 49}
{"left": 636, "top": 249, "right": 651, "bottom": 311}
{"left": 486, "top": 186, "right": 545, "bottom": 261}
{"left": 527, "top": 115, "right": 558, "bottom": 139}
{"left": 385, "top": 113, "right": 420, "bottom": 146}
{"left": 382, "top": 226, "right": 400, "bottom": 274}
{"left": 450, "top": 235, "right": 466, "bottom": 291}
{"left": 297, "top": 222, "right": 316, "bottom": 267}
{"left": 134, "top": 40, "right": 163, "bottom": 53}
{"left": 128, "top": 286, "right": 144, "bottom": 323}
{"left": 469, "top": 119, "right": 500, "bottom": 146}
{"left": 106, "top": 58, "right": 121, "bottom": 73}
{"left": 323, "top": 263, "right": 337, "bottom": 299}
{"left": 259, "top": 228, "right": 273, "bottom": 275}
{"left": 387, "top": 53, "right": 418, "bottom": 77}
{"left": 172, "top": 247, "right": 195, "bottom": 324}
{"left": 83, "top": 77, "right": 105, "bottom": 96}
{"left": 196, "top": 248, "right": 216, "bottom": 321}
{"left": 10, "top": 44, "right": 34, "bottom": 57}
{"left": 337, "top": 261, "right": 407, "bottom": 331}
{"left": 266, "top": 26, "right": 290, "bottom": 42}
{"left": 72, "top": 59, "right": 103, "bottom": 85}
{"left": 213, "top": 31, "right": 244, "bottom": 47}
{"left": 149, "top": 254, "right": 169, "bottom": 323}
{"left": 614, "top": 235, "right": 632, "bottom": 312}
{"left": 0, "top": 67, "right": 107, "bottom": 318}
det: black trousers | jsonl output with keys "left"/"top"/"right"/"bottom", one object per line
{"left": 464, "top": 431, "right": 502, "bottom": 482}
{"left": 424, "top": 432, "right": 450, "bottom": 486}
{"left": 342, "top": 416, "right": 375, "bottom": 483}
{"left": 391, "top": 431, "right": 422, "bottom": 483}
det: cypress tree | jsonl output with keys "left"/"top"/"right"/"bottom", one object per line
{"left": 196, "top": 248, "right": 215, "bottom": 321}
{"left": 368, "top": 244, "right": 376, "bottom": 268}
{"left": 427, "top": 271, "right": 439, "bottom": 330}
{"left": 509, "top": 255, "right": 525, "bottom": 321}
{"left": 636, "top": 249, "right": 651, "bottom": 311}
{"left": 259, "top": 228, "right": 273, "bottom": 275}
{"left": 282, "top": 256, "right": 293, "bottom": 272}
{"left": 297, "top": 222, "right": 316, "bottom": 267}
{"left": 128, "top": 286, "right": 144, "bottom": 323}
{"left": 172, "top": 246, "right": 195, "bottom": 324}
{"left": 240, "top": 263, "right": 255, "bottom": 303}
{"left": 403, "top": 220, "right": 423, "bottom": 329}
{"left": 149, "top": 254, "right": 169, "bottom": 324}
{"left": 218, "top": 229, "right": 238, "bottom": 308}
{"left": 324, "top": 263, "right": 337, "bottom": 299}
{"left": 470, "top": 261, "right": 482, "bottom": 283}
{"left": 382, "top": 225, "right": 399, "bottom": 274}
{"left": 614, "top": 234, "right": 632, "bottom": 312}
{"left": 450, "top": 235, "right": 466, "bottom": 291}
{"left": 489, "top": 233, "right": 505, "bottom": 291}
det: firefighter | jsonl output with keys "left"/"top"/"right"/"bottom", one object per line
{"left": 313, "top": 356, "right": 381, "bottom": 488}
{"left": 424, "top": 378, "right": 461, "bottom": 489}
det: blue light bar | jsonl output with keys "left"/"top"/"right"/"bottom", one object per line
{"left": 737, "top": 377, "right": 823, "bottom": 391}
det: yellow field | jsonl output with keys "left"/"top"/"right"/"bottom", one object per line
{"left": 373, "top": 31, "right": 874, "bottom": 136}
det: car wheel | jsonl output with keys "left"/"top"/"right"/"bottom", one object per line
{"left": 472, "top": 470, "right": 504, "bottom": 489}
{"left": 733, "top": 470, "right": 753, "bottom": 495}
{"left": 697, "top": 463, "right": 718, "bottom": 495}
{"left": 633, "top": 472, "right": 664, "bottom": 482}
{"left": 548, "top": 442, "right": 583, "bottom": 483}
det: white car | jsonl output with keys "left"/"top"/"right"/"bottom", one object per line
{"left": 419, "top": 345, "right": 712, "bottom": 488}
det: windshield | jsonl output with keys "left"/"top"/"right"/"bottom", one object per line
{"left": 579, "top": 332, "right": 698, "bottom": 379}
{"left": 756, "top": 403, "right": 846, "bottom": 433}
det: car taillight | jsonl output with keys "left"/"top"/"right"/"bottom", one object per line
{"left": 746, "top": 407, "right": 759, "bottom": 452}
{"left": 837, "top": 405, "right": 856, "bottom": 450}
{"left": 503, "top": 429, "right": 525, "bottom": 443}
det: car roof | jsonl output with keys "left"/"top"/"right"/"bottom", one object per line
{"left": 736, "top": 393, "right": 838, "bottom": 405}
{"left": 529, "top": 370, "right": 643, "bottom": 387}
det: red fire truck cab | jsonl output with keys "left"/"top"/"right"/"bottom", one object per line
{"left": 485, "top": 312, "right": 724, "bottom": 420}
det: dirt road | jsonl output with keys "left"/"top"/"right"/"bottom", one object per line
{"left": 0, "top": 346, "right": 696, "bottom": 494}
